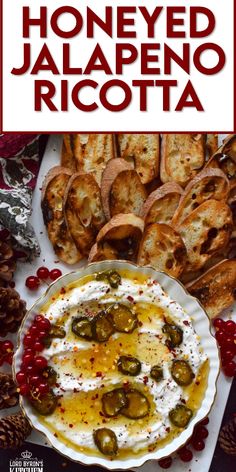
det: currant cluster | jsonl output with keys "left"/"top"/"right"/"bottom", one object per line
{"left": 25, "top": 266, "right": 62, "bottom": 290}
{"left": 0, "top": 340, "right": 14, "bottom": 365}
{"left": 16, "top": 315, "right": 51, "bottom": 397}
{"left": 213, "top": 318, "right": 236, "bottom": 377}
{"left": 158, "top": 417, "right": 209, "bottom": 469}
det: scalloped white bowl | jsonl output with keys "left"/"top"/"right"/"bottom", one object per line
{"left": 14, "top": 261, "right": 220, "bottom": 470}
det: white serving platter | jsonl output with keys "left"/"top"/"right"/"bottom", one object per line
{"left": 4, "top": 134, "right": 235, "bottom": 471}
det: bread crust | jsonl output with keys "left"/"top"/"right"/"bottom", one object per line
{"left": 187, "top": 259, "right": 236, "bottom": 318}
{"left": 88, "top": 242, "right": 118, "bottom": 263}
{"left": 161, "top": 134, "right": 205, "bottom": 186}
{"left": 64, "top": 173, "right": 105, "bottom": 256}
{"left": 61, "top": 135, "right": 77, "bottom": 171}
{"left": 140, "top": 182, "right": 183, "bottom": 225}
{"left": 101, "top": 158, "right": 132, "bottom": 220}
{"left": 117, "top": 134, "right": 160, "bottom": 184}
{"left": 96, "top": 213, "right": 144, "bottom": 261}
{"left": 172, "top": 168, "right": 230, "bottom": 227}
{"left": 109, "top": 169, "right": 147, "bottom": 218}
{"left": 178, "top": 199, "right": 233, "bottom": 272}
{"left": 41, "top": 167, "right": 81, "bottom": 264}
{"left": 137, "top": 223, "right": 187, "bottom": 277}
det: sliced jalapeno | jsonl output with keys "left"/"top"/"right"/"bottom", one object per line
{"left": 93, "top": 428, "right": 118, "bottom": 455}
{"left": 121, "top": 389, "right": 150, "bottom": 419}
{"left": 169, "top": 404, "right": 193, "bottom": 428}
{"left": 150, "top": 365, "right": 163, "bottom": 382}
{"left": 49, "top": 325, "right": 66, "bottom": 338}
{"left": 93, "top": 311, "right": 114, "bottom": 343}
{"left": 30, "top": 391, "right": 58, "bottom": 416}
{"left": 102, "top": 388, "right": 127, "bottom": 417}
{"left": 162, "top": 323, "right": 183, "bottom": 348}
{"left": 72, "top": 317, "right": 93, "bottom": 341}
{"left": 118, "top": 356, "right": 141, "bottom": 376}
{"left": 108, "top": 304, "right": 138, "bottom": 333}
{"left": 171, "top": 360, "right": 195, "bottom": 386}
{"left": 42, "top": 366, "right": 57, "bottom": 386}
{"left": 96, "top": 270, "right": 121, "bottom": 289}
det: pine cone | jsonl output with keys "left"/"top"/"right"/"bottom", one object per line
{"left": 0, "top": 240, "right": 16, "bottom": 287}
{"left": 219, "top": 417, "right": 236, "bottom": 455}
{"left": 0, "top": 287, "right": 26, "bottom": 336}
{"left": 0, "top": 373, "right": 18, "bottom": 410}
{"left": 0, "top": 412, "right": 31, "bottom": 448}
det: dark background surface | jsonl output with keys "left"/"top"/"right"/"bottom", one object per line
{"left": 1, "top": 378, "right": 235, "bottom": 472}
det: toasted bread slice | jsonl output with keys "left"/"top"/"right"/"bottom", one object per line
{"left": 206, "top": 134, "right": 218, "bottom": 157}
{"left": 141, "top": 182, "right": 183, "bottom": 225}
{"left": 108, "top": 169, "right": 147, "bottom": 218}
{"left": 178, "top": 200, "right": 233, "bottom": 272}
{"left": 73, "top": 134, "right": 115, "bottom": 186}
{"left": 206, "top": 135, "right": 236, "bottom": 182}
{"left": 88, "top": 242, "right": 118, "bottom": 262}
{"left": 137, "top": 223, "right": 187, "bottom": 277}
{"left": 61, "top": 134, "right": 77, "bottom": 171}
{"left": 101, "top": 158, "right": 132, "bottom": 220}
{"left": 187, "top": 260, "right": 236, "bottom": 318}
{"left": 161, "top": 134, "right": 205, "bottom": 186}
{"left": 96, "top": 213, "right": 144, "bottom": 261}
{"left": 116, "top": 134, "right": 160, "bottom": 184}
{"left": 64, "top": 173, "right": 105, "bottom": 256}
{"left": 172, "top": 168, "right": 229, "bottom": 227}
{"left": 41, "top": 166, "right": 81, "bottom": 264}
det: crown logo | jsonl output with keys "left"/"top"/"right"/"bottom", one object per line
{"left": 21, "top": 451, "right": 32, "bottom": 459}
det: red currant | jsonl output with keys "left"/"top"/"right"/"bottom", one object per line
{"left": 34, "top": 315, "right": 44, "bottom": 324}
{"left": 178, "top": 447, "right": 193, "bottom": 462}
{"left": 29, "top": 375, "right": 42, "bottom": 386}
{"left": 19, "top": 383, "right": 30, "bottom": 396}
{"left": 23, "top": 334, "right": 34, "bottom": 347}
{"left": 1, "top": 340, "right": 14, "bottom": 352}
{"left": 195, "top": 425, "right": 209, "bottom": 440}
{"left": 37, "top": 318, "right": 51, "bottom": 332}
{"left": 5, "top": 353, "right": 13, "bottom": 365}
{"left": 213, "top": 318, "right": 225, "bottom": 330}
{"left": 29, "top": 324, "right": 39, "bottom": 336}
{"left": 22, "top": 353, "right": 35, "bottom": 367}
{"left": 158, "top": 457, "right": 172, "bottom": 469}
{"left": 37, "top": 267, "right": 50, "bottom": 280}
{"left": 16, "top": 371, "right": 27, "bottom": 385}
{"left": 200, "top": 417, "right": 209, "bottom": 426}
{"left": 37, "top": 330, "right": 47, "bottom": 339}
{"left": 215, "top": 330, "right": 225, "bottom": 345}
{"left": 192, "top": 439, "right": 205, "bottom": 451}
{"left": 23, "top": 348, "right": 34, "bottom": 355}
{"left": 25, "top": 365, "right": 37, "bottom": 375}
{"left": 25, "top": 276, "right": 40, "bottom": 290}
{"left": 221, "top": 348, "right": 235, "bottom": 363}
{"left": 38, "top": 382, "right": 50, "bottom": 395}
{"left": 34, "top": 341, "right": 44, "bottom": 352}
{"left": 223, "top": 360, "right": 236, "bottom": 377}
{"left": 224, "top": 320, "right": 236, "bottom": 335}
{"left": 34, "top": 356, "right": 48, "bottom": 370}
{"left": 49, "top": 269, "right": 62, "bottom": 281}
{"left": 222, "top": 336, "right": 235, "bottom": 349}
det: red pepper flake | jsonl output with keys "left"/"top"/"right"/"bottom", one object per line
{"left": 127, "top": 295, "right": 134, "bottom": 302}
{"left": 60, "top": 407, "right": 65, "bottom": 413}
{"left": 165, "top": 427, "right": 170, "bottom": 433}
{"left": 69, "top": 424, "right": 74, "bottom": 428}
{"left": 52, "top": 297, "right": 55, "bottom": 301}
{"left": 196, "top": 381, "right": 200, "bottom": 386}
{"left": 143, "top": 376, "right": 148, "bottom": 385}
{"left": 90, "top": 357, "right": 95, "bottom": 363}
{"left": 183, "top": 320, "right": 190, "bottom": 326}
{"left": 96, "top": 371, "right": 103, "bottom": 377}
{"left": 54, "top": 433, "right": 58, "bottom": 437}
{"left": 139, "top": 290, "right": 143, "bottom": 295}
{"left": 60, "top": 287, "right": 66, "bottom": 295}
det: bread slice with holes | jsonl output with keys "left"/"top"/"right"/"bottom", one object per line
{"left": 72, "top": 134, "right": 115, "bottom": 186}
{"left": 96, "top": 213, "right": 144, "bottom": 261}
{"left": 64, "top": 173, "right": 106, "bottom": 256}
{"left": 108, "top": 169, "right": 147, "bottom": 218}
{"left": 187, "top": 260, "right": 236, "bottom": 319}
{"left": 101, "top": 158, "right": 132, "bottom": 220}
{"left": 88, "top": 242, "right": 119, "bottom": 262}
{"left": 41, "top": 166, "right": 82, "bottom": 264}
{"left": 116, "top": 134, "right": 160, "bottom": 184}
{"left": 172, "top": 168, "right": 229, "bottom": 227}
{"left": 140, "top": 182, "right": 183, "bottom": 225}
{"left": 160, "top": 134, "right": 205, "bottom": 186}
{"left": 61, "top": 134, "right": 77, "bottom": 171}
{"left": 178, "top": 200, "right": 233, "bottom": 272}
{"left": 137, "top": 223, "right": 187, "bottom": 277}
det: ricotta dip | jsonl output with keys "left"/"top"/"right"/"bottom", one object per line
{"left": 38, "top": 270, "right": 208, "bottom": 458}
